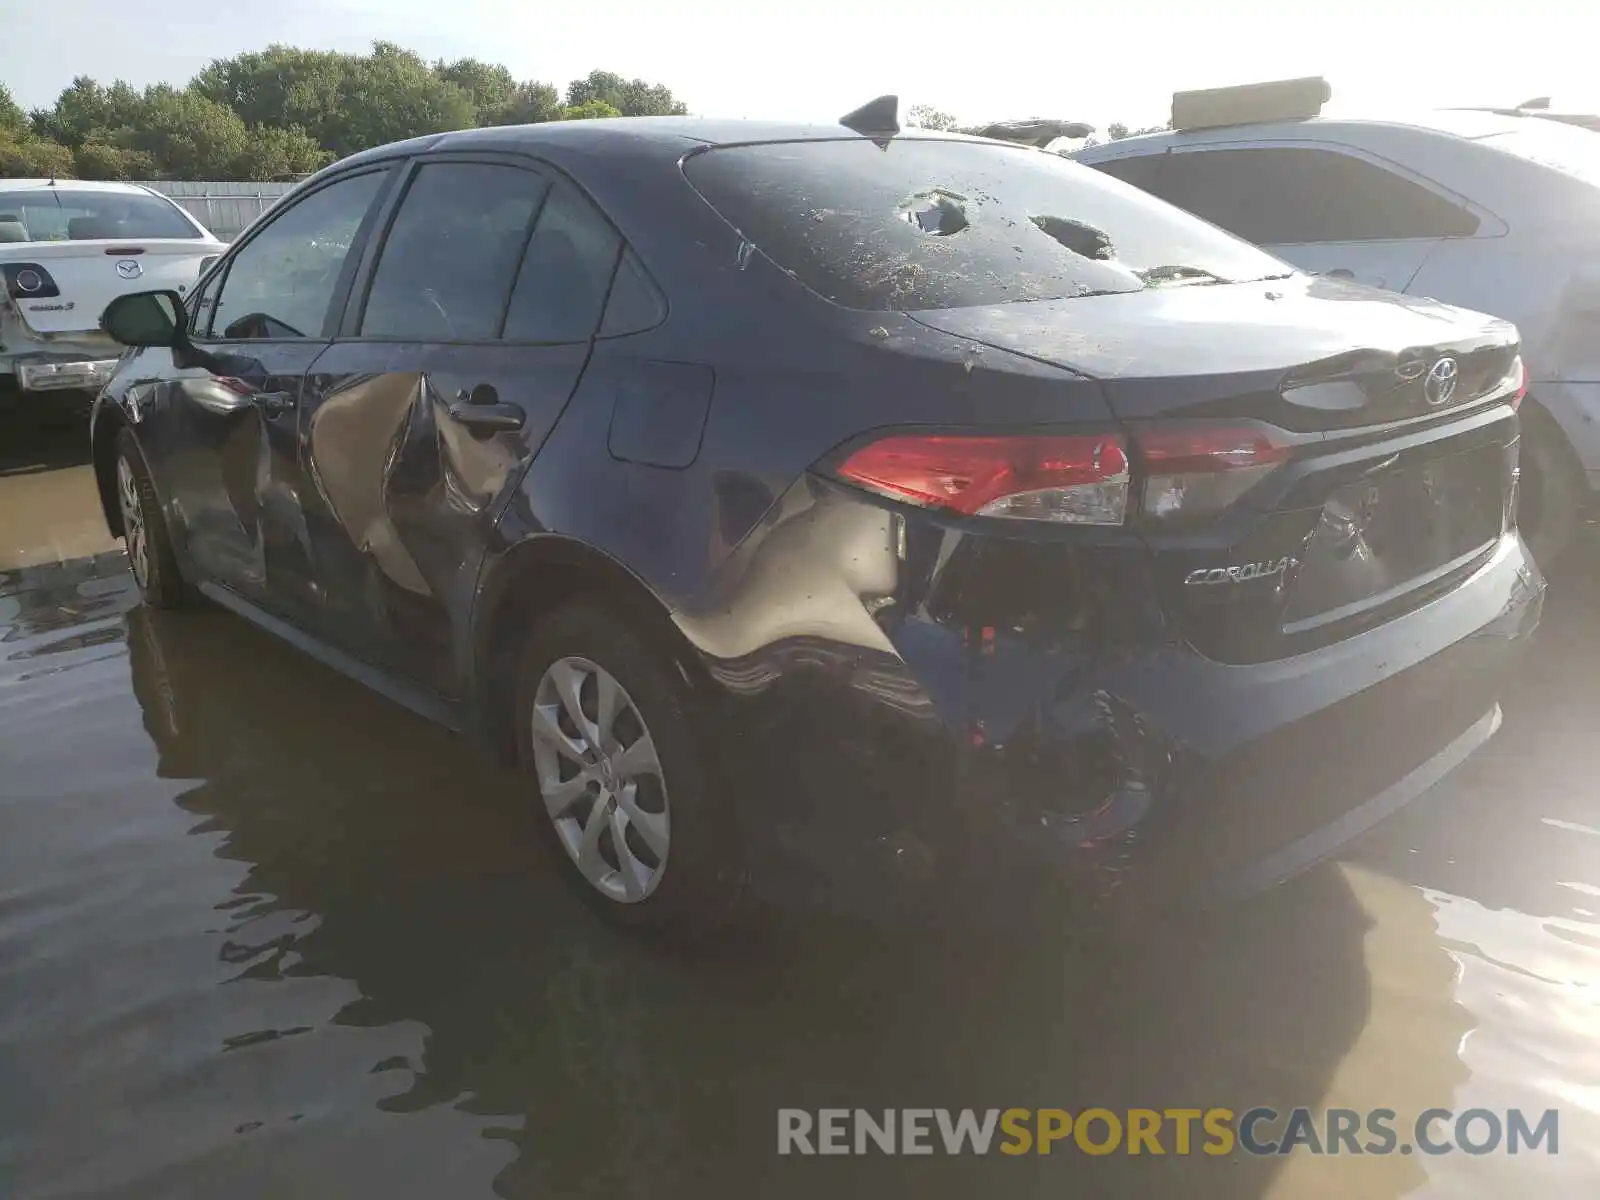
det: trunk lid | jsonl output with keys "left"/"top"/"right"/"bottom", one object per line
{"left": 2, "top": 239, "right": 223, "bottom": 336}
{"left": 910, "top": 275, "right": 1518, "bottom": 426}
{"left": 912, "top": 276, "right": 1523, "bottom": 663}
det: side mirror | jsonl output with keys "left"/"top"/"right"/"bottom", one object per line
{"left": 101, "top": 290, "right": 186, "bottom": 349}
{"left": 198, "top": 255, "right": 220, "bottom": 276}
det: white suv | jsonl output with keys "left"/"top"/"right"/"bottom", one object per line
{"left": 1075, "top": 86, "right": 1600, "bottom": 564}
{"left": 1, "top": 180, "right": 225, "bottom": 402}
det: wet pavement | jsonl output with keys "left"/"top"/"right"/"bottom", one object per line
{"left": 2, "top": 410, "right": 1598, "bottom": 1198}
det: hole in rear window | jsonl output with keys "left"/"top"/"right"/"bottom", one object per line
{"left": 683, "top": 138, "right": 1288, "bottom": 311}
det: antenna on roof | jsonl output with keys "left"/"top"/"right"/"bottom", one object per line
{"left": 839, "top": 95, "right": 900, "bottom": 138}
{"left": 1518, "top": 96, "right": 1552, "bottom": 110}
{"left": 1171, "top": 76, "right": 1331, "bottom": 131}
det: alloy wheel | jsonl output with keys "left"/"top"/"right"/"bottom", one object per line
{"left": 116, "top": 455, "right": 149, "bottom": 590}
{"left": 529, "top": 656, "right": 671, "bottom": 903}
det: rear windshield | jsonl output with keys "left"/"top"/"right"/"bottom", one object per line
{"left": 683, "top": 138, "right": 1290, "bottom": 311}
{"left": 1479, "top": 121, "right": 1600, "bottom": 189}
{"left": 0, "top": 189, "right": 200, "bottom": 242}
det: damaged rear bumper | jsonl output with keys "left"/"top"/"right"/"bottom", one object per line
{"left": 960, "top": 532, "right": 1542, "bottom": 912}
{"left": 694, "top": 473, "right": 1543, "bottom": 919}
{"left": 11, "top": 355, "right": 121, "bottom": 392}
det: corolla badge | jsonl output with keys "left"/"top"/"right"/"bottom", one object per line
{"left": 115, "top": 259, "right": 143, "bottom": 279}
{"left": 1424, "top": 356, "right": 1460, "bottom": 407}
{"left": 1184, "top": 556, "right": 1297, "bottom": 586}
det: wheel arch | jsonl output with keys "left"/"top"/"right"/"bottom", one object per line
{"left": 471, "top": 534, "right": 711, "bottom": 764}
{"left": 91, "top": 403, "right": 130, "bottom": 537}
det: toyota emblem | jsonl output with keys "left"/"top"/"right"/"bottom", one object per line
{"left": 1424, "top": 356, "right": 1459, "bottom": 407}
{"left": 115, "top": 259, "right": 143, "bottom": 280}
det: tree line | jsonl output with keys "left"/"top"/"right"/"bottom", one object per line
{"left": 0, "top": 52, "right": 1162, "bottom": 183}
{"left": 0, "top": 41, "right": 688, "bottom": 181}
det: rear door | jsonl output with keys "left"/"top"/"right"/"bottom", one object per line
{"left": 148, "top": 167, "right": 395, "bottom": 610}
{"left": 296, "top": 154, "right": 626, "bottom": 697}
{"left": 1127, "top": 143, "right": 1480, "bottom": 291}
{"left": 0, "top": 187, "right": 223, "bottom": 334}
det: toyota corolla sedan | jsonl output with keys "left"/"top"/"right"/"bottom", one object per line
{"left": 90, "top": 106, "right": 1544, "bottom": 932}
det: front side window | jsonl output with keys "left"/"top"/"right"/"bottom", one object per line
{"left": 0, "top": 189, "right": 201, "bottom": 242}
{"left": 683, "top": 137, "right": 1289, "bottom": 311}
{"left": 1151, "top": 147, "right": 1479, "bottom": 244}
{"left": 209, "top": 171, "right": 388, "bottom": 341}
{"left": 189, "top": 262, "right": 225, "bottom": 337}
{"left": 360, "top": 163, "right": 550, "bottom": 340}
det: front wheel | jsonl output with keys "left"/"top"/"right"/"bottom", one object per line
{"left": 514, "top": 603, "right": 744, "bottom": 933}
{"left": 114, "top": 427, "right": 188, "bottom": 609}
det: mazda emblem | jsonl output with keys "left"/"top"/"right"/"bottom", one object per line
{"left": 115, "top": 259, "right": 143, "bottom": 280}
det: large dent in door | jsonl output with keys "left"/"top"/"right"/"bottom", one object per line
{"left": 307, "top": 371, "right": 432, "bottom": 596}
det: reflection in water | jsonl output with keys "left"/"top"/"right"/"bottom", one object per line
{"left": 2, "top": 534, "right": 1599, "bottom": 1196}
{"left": 1349, "top": 544, "right": 1600, "bottom": 1197}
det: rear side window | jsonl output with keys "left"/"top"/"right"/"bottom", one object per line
{"left": 682, "top": 138, "right": 1287, "bottom": 311}
{"left": 1151, "top": 147, "right": 1479, "bottom": 244}
{"left": 600, "top": 249, "right": 666, "bottom": 337}
{"left": 1089, "top": 153, "right": 1167, "bottom": 191}
{"left": 502, "top": 181, "right": 621, "bottom": 342}
{"left": 361, "top": 163, "right": 549, "bottom": 340}
{"left": 0, "top": 189, "right": 200, "bottom": 241}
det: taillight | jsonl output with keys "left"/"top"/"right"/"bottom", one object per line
{"left": 1507, "top": 355, "right": 1528, "bottom": 410}
{"left": 834, "top": 433, "right": 1130, "bottom": 525}
{"left": 1132, "top": 422, "right": 1293, "bottom": 521}
{"left": 1, "top": 262, "right": 60, "bottom": 300}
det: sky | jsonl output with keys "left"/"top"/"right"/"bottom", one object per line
{"left": 4, "top": 0, "right": 1598, "bottom": 134}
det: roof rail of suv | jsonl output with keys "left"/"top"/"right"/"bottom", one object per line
{"left": 1170, "top": 77, "right": 1331, "bottom": 132}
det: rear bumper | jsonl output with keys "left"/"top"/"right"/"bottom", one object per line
{"left": 699, "top": 479, "right": 1544, "bottom": 917}
{"left": 10, "top": 356, "right": 120, "bottom": 392}
{"left": 960, "top": 533, "right": 1541, "bottom": 912}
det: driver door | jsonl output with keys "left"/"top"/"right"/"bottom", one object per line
{"left": 158, "top": 167, "right": 396, "bottom": 618}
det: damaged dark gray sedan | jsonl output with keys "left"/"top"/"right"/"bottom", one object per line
{"left": 91, "top": 107, "right": 1543, "bottom": 931}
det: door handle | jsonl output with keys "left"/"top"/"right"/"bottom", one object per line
{"left": 449, "top": 385, "right": 525, "bottom": 433}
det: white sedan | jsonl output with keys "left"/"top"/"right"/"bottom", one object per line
{"left": 1, "top": 179, "right": 225, "bottom": 399}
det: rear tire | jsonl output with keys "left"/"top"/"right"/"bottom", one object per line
{"left": 514, "top": 602, "right": 744, "bottom": 935}
{"left": 1518, "top": 401, "right": 1586, "bottom": 571}
{"left": 114, "top": 427, "right": 188, "bottom": 610}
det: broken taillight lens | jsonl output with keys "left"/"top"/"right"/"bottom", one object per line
{"left": 1132, "top": 422, "right": 1293, "bottom": 521}
{"left": 834, "top": 433, "right": 1130, "bottom": 525}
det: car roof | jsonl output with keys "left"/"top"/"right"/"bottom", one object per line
{"left": 0, "top": 179, "right": 160, "bottom": 194}
{"left": 1087, "top": 108, "right": 1539, "bottom": 153}
{"left": 314, "top": 118, "right": 987, "bottom": 180}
